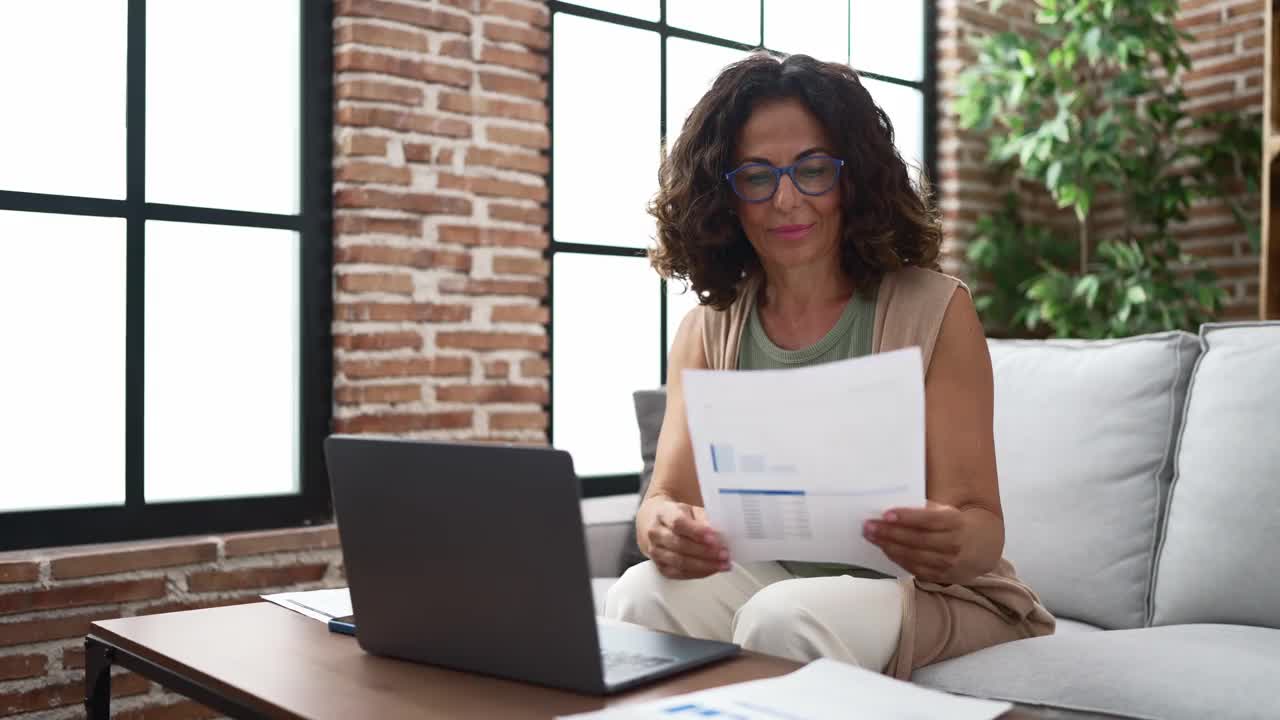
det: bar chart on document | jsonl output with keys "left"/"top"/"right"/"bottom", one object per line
{"left": 682, "top": 349, "right": 927, "bottom": 577}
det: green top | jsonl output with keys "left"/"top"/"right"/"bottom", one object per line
{"left": 736, "top": 282, "right": 890, "bottom": 580}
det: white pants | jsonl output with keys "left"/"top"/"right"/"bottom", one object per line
{"left": 604, "top": 561, "right": 904, "bottom": 672}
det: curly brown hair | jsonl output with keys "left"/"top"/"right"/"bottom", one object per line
{"left": 649, "top": 52, "right": 942, "bottom": 310}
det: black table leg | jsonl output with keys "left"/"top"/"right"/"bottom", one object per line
{"left": 84, "top": 637, "right": 114, "bottom": 720}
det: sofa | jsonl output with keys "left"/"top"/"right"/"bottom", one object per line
{"left": 580, "top": 322, "right": 1280, "bottom": 720}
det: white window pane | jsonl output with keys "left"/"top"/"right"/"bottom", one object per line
{"left": 851, "top": 0, "right": 923, "bottom": 81}
{"left": 147, "top": 1, "right": 299, "bottom": 214}
{"left": 145, "top": 222, "right": 299, "bottom": 502}
{"left": 666, "top": 279, "right": 703, "bottom": 356}
{"left": 553, "top": 15, "right": 659, "bottom": 248}
{"left": 562, "top": 1, "right": 659, "bottom": 21}
{"left": 0, "top": 212, "right": 126, "bottom": 511}
{"left": 667, "top": 39, "right": 748, "bottom": 143}
{"left": 862, "top": 78, "right": 924, "bottom": 183}
{"left": 763, "top": 0, "right": 847, "bottom": 63}
{"left": 668, "top": 0, "right": 759, "bottom": 45}
{"left": 0, "top": 3, "right": 126, "bottom": 198}
{"left": 553, "top": 255, "right": 660, "bottom": 476}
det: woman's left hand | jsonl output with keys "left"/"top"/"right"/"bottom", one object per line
{"left": 862, "top": 501, "right": 978, "bottom": 585}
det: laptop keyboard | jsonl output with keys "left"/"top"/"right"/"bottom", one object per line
{"left": 601, "top": 649, "right": 676, "bottom": 676}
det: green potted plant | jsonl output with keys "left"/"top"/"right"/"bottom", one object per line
{"left": 956, "top": 0, "right": 1260, "bottom": 338}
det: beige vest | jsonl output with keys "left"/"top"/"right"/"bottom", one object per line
{"left": 695, "top": 266, "right": 1055, "bottom": 678}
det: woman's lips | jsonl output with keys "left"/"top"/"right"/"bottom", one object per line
{"left": 771, "top": 223, "right": 815, "bottom": 241}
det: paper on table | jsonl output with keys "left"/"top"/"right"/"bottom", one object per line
{"left": 682, "top": 348, "right": 926, "bottom": 577}
{"left": 261, "top": 588, "right": 352, "bottom": 623}
{"left": 558, "top": 658, "right": 1011, "bottom": 720}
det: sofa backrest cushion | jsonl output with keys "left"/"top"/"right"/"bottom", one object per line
{"left": 618, "top": 388, "right": 667, "bottom": 572}
{"left": 988, "top": 332, "right": 1201, "bottom": 629}
{"left": 1151, "top": 322, "right": 1280, "bottom": 628}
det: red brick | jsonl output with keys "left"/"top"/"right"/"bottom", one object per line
{"left": 477, "top": 70, "right": 548, "bottom": 100}
{"left": 438, "top": 172, "right": 548, "bottom": 202}
{"left": 438, "top": 225, "right": 548, "bottom": 249}
{"left": 0, "top": 672, "right": 148, "bottom": 715}
{"left": 333, "top": 412, "right": 475, "bottom": 434}
{"left": 187, "top": 564, "right": 328, "bottom": 593}
{"left": 115, "top": 699, "right": 222, "bottom": 720}
{"left": 336, "top": 244, "right": 472, "bottom": 272}
{"left": 336, "top": 79, "right": 424, "bottom": 106}
{"left": 437, "top": 384, "right": 548, "bottom": 404}
{"left": 0, "top": 653, "right": 46, "bottom": 681}
{"left": 437, "top": 331, "right": 548, "bottom": 351}
{"left": 335, "top": 215, "right": 421, "bottom": 237}
{"left": 520, "top": 357, "right": 550, "bottom": 379}
{"left": 336, "top": 161, "right": 413, "bottom": 185}
{"left": 440, "top": 277, "right": 547, "bottom": 298}
{"left": 222, "top": 527, "right": 341, "bottom": 558}
{"left": 335, "top": 188, "right": 473, "bottom": 216}
{"left": 335, "top": 22, "right": 431, "bottom": 53}
{"left": 1175, "top": 7, "right": 1221, "bottom": 30}
{"left": 334, "top": 302, "right": 472, "bottom": 323}
{"left": 1243, "top": 32, "right": 1265, "bottom": 50}
{"left": 50, "top": 542, "right": 217, "bottom": 580}
{"left": 436, "top": 148, "right": 456, "bottom": 164}
{"left": 339, "top": 356, "right": 472, "bottom": 380}
{"left": 1227, "top": 0, "right": 1264, "bottom": 18}
{"left": 466, "top": 147, "right": 548, "bottom": 174}
{"left": 0, "top": 610, "right": 117, "bottom": 647}
{"left": 480, "top": 45, "right": 549, "bottom": 74}
{"left": 135, "top": 594, "right": 261, "bottom": 616}
{"left": 484, "top": 360, "right": 510, "bottom": 379}
{"left": 489, "top": 411, "right": 549, "bottom": 431}
{"left": 1188, "top": 90, "right": 1262, "bottom": 115}
{"left": 340, "top": 133, "right": 390, "bottom": 158}
{"left": 0, "top": 561, "right": 39, "bottom": 584}
{"left": 488, "top": 203, "right": 549, "bottom": 226}
{"left": 336, "top": 106, "right": 472, "bottom": 138}
{"left": 0, "top": 578, "right": 165, "bottom": 616}
{"left": 485, "top": 0, "right": 550, "bottom": 27}
{"left": 492, "top": 254, "right": 549, "bottom": 276}
{"left": 1192, "top": 17, "right": 1260, "bottom": 42}
{"left": 486, "top": 124, "right": 550, "bottom": 149}
{"left": 337, "top": 48, "right": 472, "bottom": 87}
{"left": 483, "top": 22, "right": 550, "bottom": 50}
{"left": 1187, "top": 40, "right": 1235, "bottom": 63}
{"left": 334, "top": 331, "right": 424, "bottom": 351}
{"left": 61, "top": 645, "right": 85, "bottom": 669}
{"left": 403, "top": 141, "right": 432, "bottom": 163}
{"left": 1182, "top": 53, "right": 1263, "bottom": 83}
{"left": 337, "top": 272, "right": 416, "bottom": 296}
{"left": 439, "top": 38, "right": 473, "bottom": 60}
{"left": 439, "top": 92, "right": 547, "bottom": 123}
{"left": 335, "top": 384, "right": 424, "bottom": 406}
{"left": 337, "top": 0, "right": 471, "bottom": 33}
{"left": 491, "top": 303, "right": 549, "bottom": 324}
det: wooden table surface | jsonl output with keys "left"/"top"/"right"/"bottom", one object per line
{"left": 90, "top": 602, "right": 1115, "bottom": 719}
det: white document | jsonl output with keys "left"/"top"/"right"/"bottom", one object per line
{"left": 558, "top": 658, "right": 1011, "bottom": 720}
{"left": 261, "top": 587, "right": 352, "bottom": 623}
{"left": 682, "top": 348, "right": 926, "bottom": 577}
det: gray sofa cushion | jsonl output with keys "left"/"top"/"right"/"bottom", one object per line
{"left": 914, "top": 624, "right": 1280, "bottom": 720}
{"left": 1152, "top": 322, "right": 1280, "bottom": 628}
{"left": 618, "top": 389, "right": 667, "bottom": 571}
{"left": 988, "top": 333, "right": 1201, "bottom": 630}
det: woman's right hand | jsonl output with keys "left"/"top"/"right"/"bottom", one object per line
{"left": 644, "top": 500, "right": 731, "bottom": 579}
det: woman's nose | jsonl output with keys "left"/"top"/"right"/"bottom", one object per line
{"left": 772, "top": 173, "right": 799, "bottom": 210}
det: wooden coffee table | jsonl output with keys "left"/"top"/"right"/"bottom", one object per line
{"left": 84, "top": 602, "right": 1127, "bottom": 719}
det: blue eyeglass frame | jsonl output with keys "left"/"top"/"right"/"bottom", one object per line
{"left": 723, "top": 156, "right": 846, "bottom": 203}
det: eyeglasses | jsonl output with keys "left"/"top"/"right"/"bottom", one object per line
{"left": 724, "top": 156, "right": 845, "bottom": 204}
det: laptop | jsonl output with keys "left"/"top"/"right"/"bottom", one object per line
{"left": 324, "top": 435, "right": 740, "bottom": 695}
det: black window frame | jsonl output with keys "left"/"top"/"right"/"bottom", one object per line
{"left": 0, "top": 0, "right": 334, "bottom": 552}
{"left": 547, "top": 0, "right": 938, "bottom": 498}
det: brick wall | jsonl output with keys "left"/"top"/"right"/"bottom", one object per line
{"left": 0, "top": 529, "right": 343, "bottom": 719}
{"left": 331, "top": 0, "right": 553, "bottom": 442}
{"left": 936, "top": 0, "right": 1264, "bottom": 319}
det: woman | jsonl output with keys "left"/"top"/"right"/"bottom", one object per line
{"left": 604, "top": 53, "right": 1054, "bottom": 678}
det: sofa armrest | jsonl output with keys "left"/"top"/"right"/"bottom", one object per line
{"left": 581, "top": 494, "right": 639, "bottom": 578}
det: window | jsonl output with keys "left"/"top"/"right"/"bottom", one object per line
{"left": 548, "top": 1, "right": 935, "bottom": 493}
{"left": 0, "top": 1, "right": 333, "bottom": 550}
